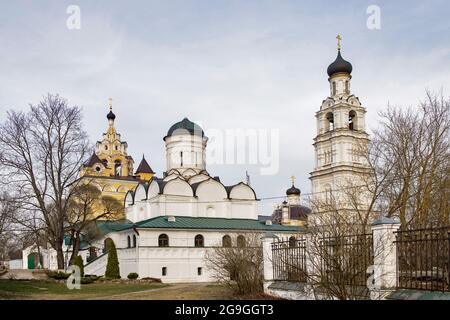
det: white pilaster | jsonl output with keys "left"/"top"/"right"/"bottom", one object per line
{"left": 370, "top": 217, "right": 401, "bottom": 300}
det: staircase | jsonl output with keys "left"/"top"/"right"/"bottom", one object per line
{"left": 84, "top": 252, "right": 108, "bottom": 276}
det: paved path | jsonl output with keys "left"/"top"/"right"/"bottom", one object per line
{"left": 0, "top": 269, "right": 48, "bottom": 280}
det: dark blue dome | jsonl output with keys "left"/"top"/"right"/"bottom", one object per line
{"left": 165, "top": 117, "right": 204, "bottom": 138}
{"left": 327, "top": 50, "right": 353, "bottom": 77}
{"left": 286, "top": 185, "right": 301, "bottom": 196}
{"left": 107, "top": 110, "right": 116, "bottom": 120}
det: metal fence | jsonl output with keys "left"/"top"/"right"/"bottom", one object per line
{"left": 396, "top": 226, "right": 450, "bottom": 292}
{"left": 319, "top": 233, "right": 374, "bottom": 287}
{"left": 272, "top": 238, "right": 307, "bottom": 282}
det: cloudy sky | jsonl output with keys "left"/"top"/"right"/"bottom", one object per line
{"left": 0, "top": 0, "right": 449, "bottom": 214}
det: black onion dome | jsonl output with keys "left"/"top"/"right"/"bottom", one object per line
{"left": 327, "top": 50, "right": 353, "bottom": 77}
{"left": 286, "top": 184, "right": 301, "bottom": 196}
{"left": 107, "top": 110, "right": 116, "bottom": 121}
{"left": 165, "top": 117, "right": 204, "bottom": 138}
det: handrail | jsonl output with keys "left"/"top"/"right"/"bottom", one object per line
{"left": 84, "top": 250, "right": 109, "bottom": 267}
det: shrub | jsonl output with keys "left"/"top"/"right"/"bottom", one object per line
{"left": 80, "top": 277, "right": 94, "bottom": 284}
{"left": 105, "top": 241, "right": 120, "bottom": 279}
{"left": 127, "top": 272, "right": 139, "bottom": 280}
{"left": 72, "top": 255, "right": 84, "bottom": 277}
{"left": 48, "top": 271, "right": 71, "bottom": 280}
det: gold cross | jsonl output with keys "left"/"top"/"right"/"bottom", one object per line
{"left": 108, "top": 97, "right": 113, "bottom": 111}
{"left": 336, "top": 34, "right": 342, "bottom": 51}
{"left": 290, "top": 175, "right": 296, "bottom": 185}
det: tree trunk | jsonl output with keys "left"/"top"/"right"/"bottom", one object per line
{"left": 54, "top": 239, "right": 65, "bottom": 270}
{"left": 68, "top": 231, "right": 81, "bottom": 266}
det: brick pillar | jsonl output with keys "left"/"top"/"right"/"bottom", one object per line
{"left": 370, "top": 217, "right": 401, "bottom": 300}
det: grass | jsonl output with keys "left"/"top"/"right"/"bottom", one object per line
{"left": 0, "top": 280, "right": 279, "bottom": 300}
{"left": 0, "top": 280, "right": 168, "bottom": 300}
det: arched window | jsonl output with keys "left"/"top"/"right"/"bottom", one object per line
{"left": 237, "top": 235, "right": 246, "bottom": 248}
{"left": 104, "top": 238, "right": 114, "bottom": 253}
{"left": 349, "top": 110, "right": 357, "bottom": 130}
{"left": 114, "top": 160, "right": 122, "bottom": 176}
{"left": 222, "top": 235, "right": 232, "bottom": 247}
{"left": 332, "top": 81, "right": 336, "bottom": 96}
{"left": 158, "top": 234, "right": 169, "bottom": 247}
{"left": 127, "top": 236, "right": 131, "bottom": 248}
{"left": 345, "top": 80, "right": 349, "bottom": 94}
{"left": 195, "top": 234, "right": 204, "bottom": 247}
{"left": 326, "top": 112, "right": 334, "bottom": 131}
{"left": 180, "top": 151, "right": 183, "bottom": 167}
{"left": 132, "top": 235, "right": 137, "bottom": 248}
{"left": 289, "top": 236, "right": 296, "bottom": 248}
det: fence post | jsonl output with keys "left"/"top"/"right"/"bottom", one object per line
{"left": 370, "top": 217, "right": 401, "bottom": 300}
{"left": 262, "top": 232, "right": 277, "bottom": 294}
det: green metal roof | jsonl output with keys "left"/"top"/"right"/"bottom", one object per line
{"left": 64, "top": 220, "right": 134, "bottom": 249}
{"left": 134, "top": 216, "right": 301, "bottom": 232}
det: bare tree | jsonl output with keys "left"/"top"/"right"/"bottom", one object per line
{"left": 0, "top": 94, "right": 90, "bottom": 269}
{"left": 371, "top": 91, "right": 450, "bottom": 228}
{"left": 205, "top": 233, "right": 264, "bottom": 296}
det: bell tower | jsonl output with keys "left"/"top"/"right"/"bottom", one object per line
{"left": 309, "top": 36, "right": 371, "bottom": 212}
{"left": 80, "top": 98, "right": 135, "bottom": 178}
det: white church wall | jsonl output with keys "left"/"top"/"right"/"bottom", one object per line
{"left": 137, "top": 247, "right": 211, "bottom": 283}
{"left": 134, "top": 184, "right": 147, "bottom": 202}
{"left": 164, "top": 179, "right": 193, "bottom": 197}
{"left": 231, "top": 202, "right": 257, "bottom": 220}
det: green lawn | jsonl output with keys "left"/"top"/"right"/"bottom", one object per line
{"left": 0, "top": 280, "right": 168, "bottom": 300}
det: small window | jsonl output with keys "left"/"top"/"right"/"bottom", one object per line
{"left": 237, "top": 235, "right": 246, "bottom": 248}
{"left": 95, "top": 166, "right": 101, "bottom": 172}
{"left": 158, "top": 234, "right": 169, "bottom": 247}
{"left": 194, "top": 234, "right": 204, "bottom": 247}
{"left": 349, "top": 110, "right": 357, "bottom": 130}
{"left": 326, "top": 112, "right": 334, "bottom": 131}
{"left": 132, "top": 235, "right": 137, "bottom": 248}
{"left": 127, "top": 236, "right": 131, "bottom": 248}
{"left": 222, "top": 235, "right": 232, "bottom": 247}
{"left": 115, "top": 146, "right": 118, "bottom": 150}
{"left": 114, "top": 160, "right": 122, "bottom": 176}
{"left": 197, "top": 267, "right": 202, "bottom": 276}
{"left": 105, "top": 145, "right": 108, "bottom": 150}
{"left": 162, "top": 267, "right": 167, "bottom": 276}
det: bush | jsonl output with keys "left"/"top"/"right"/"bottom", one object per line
{"left": 72, "top": 255, "right": 84, "bottom": 277}
{"left": 205, "top": 233, "right": 264, "bottom": 296}
{"left": 80, "top": 277, "right": 94, "bottom": 284}
{"left": 105, "top": 241, "right": 120, "bottom": 279}
{"left": 127, "top": 272, "right": 139, "bottom": 280}
{"left": 48, "top": 271, "right": 71, "bottom": 280}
